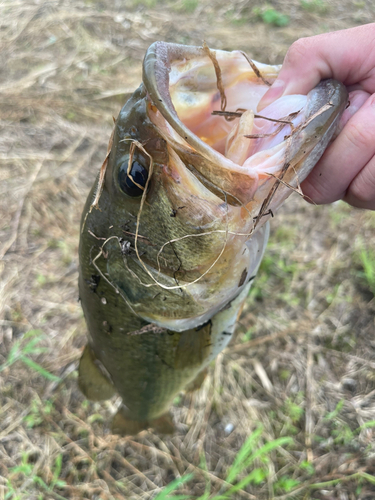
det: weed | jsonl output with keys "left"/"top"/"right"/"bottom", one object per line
{"left": 0, "top": 330, "right": 60, "bottom": 382}
{"left": 284, "top": 395, "right": 304, "bottom": 423}
{"left": 6, "top": 453, "right": 66, "bottom": 500}
{"left": 131, "top": 0, "right": 158, "bottom": 7}
{"left": 241, "top": 326, "right": 255, "bottom": 342}
{"left": 181, "top": 0, "right": 198, "bottom": 13}
{"left": 65, "top": 110, "right": 76, "bottom": 121}
{"left": 325, "top": 283, "right": 340, "bottom": 305}
{"left": 329, "top": 202, "right": 351, "bottom": 225}
{"left": 355, "top": 240, "right": 375, "bottom": 295}
{"left": 332, "top": 422, "right": 355, "bottom": 446}
{"left": 323, "top": 400, "right": 358, "bottom": 446}
{"left": 36, "top": 273, "right": 47, "bottom": 286}
{"left": 87, "top": 413, "right": 104, "bottom": 424}
{"left": 170, "top": 0, "right": 199, "bottom": 14}
{"left": 153, "top": 474, "right": 194, "bottom": 499}
{"left": 253, "top": 7, "right": 289, "bottom": 27}
{"left": 300, "top": 0, "right": 330, "bottom": 14}
{"left": 309, "top": 471, "right": 375, "bottom": 491}
{"left": 274, "top": 226, "right": 297, "bottom": 249}
{"left": 279, "top": 368, "right": 291, "bottom": 380}
{"left": 152, "top": 416, "right": 375, "bottom": 498}
{"left": 324, "top": 399, "right": 344, "bottom": 421}
{"left": 153, "top": 427, "right": 293, "bottom": 499}
{"left": 300, "top": 460, "right": 315, "bottom": 475}
{"left": 24, "top": 398, "right": 54, "bottom": 428}
{"left": 274, "top": 475, "right": 300, "bottom": 494}
{"left": 225, "top": 9, "right": 248, "bottom": 26}
{"left": 57, "top": 240, "right": 73, "bottom": 266}
{"left": 173, "top": 395, "right": 182, "bottom": 405}
{"left": 250, "top": 253, "right": 273, "bottom": 300}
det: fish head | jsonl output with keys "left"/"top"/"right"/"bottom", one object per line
{"left": 88, "top": 42, "right": 347, "bottom": 331}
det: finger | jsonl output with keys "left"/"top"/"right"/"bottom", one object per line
{"left": 258, "top": 23, "right": 375, "bottom": 111}
{"left": 344, "top": 157, "right": 375, "bottom": 209}
{"left": 301, "top": 93, "right": 375, "bottom": 204}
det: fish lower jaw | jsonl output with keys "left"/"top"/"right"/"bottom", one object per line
{"left": 140, "top": 223, "right": 269, "bottom": 332}
{"left": 140, "top": 279, "right": 251, "bottom": 334}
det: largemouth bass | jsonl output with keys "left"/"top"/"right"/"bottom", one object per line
{"left": 78, "top": 42, "right": 347, "bottom": 435}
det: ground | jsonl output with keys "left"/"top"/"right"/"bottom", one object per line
{"left": 1, "top": 0, "right": 375, "bottom": 499}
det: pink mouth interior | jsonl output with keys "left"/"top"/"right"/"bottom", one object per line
{"left": 170, "top": 78, "right": 307, "bottom": 168}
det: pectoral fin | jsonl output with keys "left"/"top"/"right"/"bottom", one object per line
{"left": 78, "top": 345, "right": 116, "bottom": 401}
{"left": 111, "top": 406, "right": 175, "bottom": 436}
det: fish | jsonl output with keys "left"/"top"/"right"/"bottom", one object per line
{"left": 78, "top": 42, "right": 347, "bottom": 435}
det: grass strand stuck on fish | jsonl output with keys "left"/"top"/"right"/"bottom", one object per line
{"left": 78, "top": 41, "right": 347, "bottom": 435}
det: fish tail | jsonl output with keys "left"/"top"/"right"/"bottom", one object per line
{"left": 111, "top": 406, "right": 175, "bottom": 436}
{"left": 78, "top": 344, "right": 116, "bottom": 401}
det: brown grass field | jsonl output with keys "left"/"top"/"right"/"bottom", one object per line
{"left": 1, "top": 0, "right": 375, "bottom": 499}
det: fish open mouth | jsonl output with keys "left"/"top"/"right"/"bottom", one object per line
{"left": 87, "top": 42, "right": 347, "bottom": 331}
{"left": 143, "top": 42, "right": 347, "bottom": 218}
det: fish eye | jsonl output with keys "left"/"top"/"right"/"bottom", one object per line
{"left": 118, "top": 159, "right": 148, "bottom": 197}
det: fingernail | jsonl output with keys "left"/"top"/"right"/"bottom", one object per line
{"left": 257, "top": 79, "right": 286, "bottom": 111}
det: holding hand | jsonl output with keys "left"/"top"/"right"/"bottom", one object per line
{"left": 258, "top": 24, "right": 375, "bottom": 210}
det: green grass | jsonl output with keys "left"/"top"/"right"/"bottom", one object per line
{"left": 153, "top": 474, "right": 194, "bottom": 500}
{"left": 153, "top": 427, "right": 294, "bottom": 499}
{"left": 181, "top": 0, "right": 198, "bottom": 13}
{"left": 253, "top": 7, "right": 289, "bottom": 27}
{"left": 250, "top": 246, "right": 309, "bottom": 305}
{"left": 0, "top": 329, "right": 60, "bottom": 382}
{"left": 225, "top": 9, "right": 249, "bottom": 26}
{"left": 283, "top": 395, "right": 304, "bottom": 423}
{"left": 129, "top": 0, "right": 159, "bottom": 6}
{"left": 300, "top": 0, "right": 330, "bottom": 14}
{"left": 152, "top": 422, "right": 375, "bottom": 498}
{"left": 6, "top": 453, "right": 67, "bottom": 500}
{"left": 357, "top": 245, "right": 375, "bottom": 295}
{"left": 170, "top": 0, "right": 199, "bottom": 13}
{"left": 24, "top": 398, "right": 54, "bottom": 428}
{"left": 151, "top": 405, "right": 375, "bottom": 499}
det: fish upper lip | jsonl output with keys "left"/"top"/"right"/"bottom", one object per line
{"left": 143, "top": 42, "right": 242, "bottom": 167}
{"left": 143, "top": 42, "right": 348, "bottom": 207}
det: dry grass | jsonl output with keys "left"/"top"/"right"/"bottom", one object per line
{"left": 1, "top": 0, "right": 375, "bottom": 499}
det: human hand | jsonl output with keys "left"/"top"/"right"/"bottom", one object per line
{"left": 258, "top": 23, "right": 375, "bottom": 210}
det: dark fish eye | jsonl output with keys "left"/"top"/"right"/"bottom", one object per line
{"left": 118, "top": 160, "right": 148, "bottom": 197}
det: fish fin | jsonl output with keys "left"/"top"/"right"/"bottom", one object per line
{"left": 78, "top": 345, "right": 116, "bottom": 401}
{"left": 185, "top": 368, "right": 208, "bottom": 392}
{"left": 111, "top": 408, "right": 175, "bottom": 436}
{"left": 150, "top": 412, "right": 175, "bottom": 434}
{"left": 111, "top": 408, "right": 149, "bottom": 436}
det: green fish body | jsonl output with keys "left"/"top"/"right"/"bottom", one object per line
{"left": 78, "top": 42, "right": 347, "bottom": 435}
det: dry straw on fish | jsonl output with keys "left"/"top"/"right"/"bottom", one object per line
{"left": 203, "top": 42, "right": 227, "bottom": 114}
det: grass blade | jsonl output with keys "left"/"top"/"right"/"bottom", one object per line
{"left": 153, "top": 473, "right": 194, "bottom": 500}
{"left": 20, "top": 356, "right": 61, "bottom": 382}
{"left": 225, "top": 426, "right": 263, "bottom": 483}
